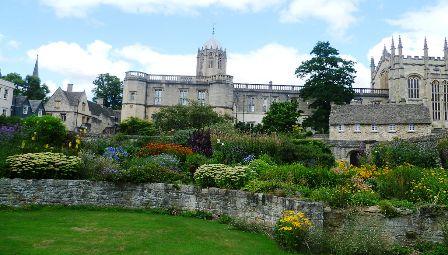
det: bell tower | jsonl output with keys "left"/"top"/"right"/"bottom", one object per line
{"left": 196, "top": 29, "right": 227, "bottom": 77}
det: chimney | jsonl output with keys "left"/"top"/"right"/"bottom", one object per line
{"left": 96, "top": 98, "right": 104, "bottom": 106}
{"left": 67, "top": 83, "right": 73, "bottom": 92}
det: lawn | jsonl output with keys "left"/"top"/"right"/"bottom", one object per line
{"left": 0, "top": 207, "right": 291, "bottom": 255}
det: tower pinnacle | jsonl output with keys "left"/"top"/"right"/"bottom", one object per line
{"left": 32, "top": 54, "right": 39, "bottom": 78}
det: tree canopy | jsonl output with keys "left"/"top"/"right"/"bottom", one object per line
{"left": 2, "top": 73, "right": 49, "bottom": 100}
{"left": 92, "top": 73, "right": 123, "bottom": 110}
{"left": 261, "top": 100, "right": 302, "bottom": 133}
{"left": 296, "top": 41, "right": 356, "bottom": 133}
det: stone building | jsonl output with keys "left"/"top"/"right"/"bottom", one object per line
{"left": 122, "top": 35, "right": 384, "bottom": 124}
{"left": 329, "top": 104, "right": 432, "bottom": 141}
{"left": 370, "top": 37, "right": 448, "bottom": 128}
{"left": 12, "top": 96, "right": 45, "bottom": 118}
{"left": 0, "top": 79, "right": 14, "bottom": 116}
{"left": 45, "top": 84, "right": 118, "bottom": 134}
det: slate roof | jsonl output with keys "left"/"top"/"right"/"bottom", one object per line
{"left": 88, "top": 101, "right": 114, "bottom": 117}
{"left": 13, "top": 96, "right": 28, "bottom": 106}
{"left": 29, "top": 100, "right": 43, "bottom": 112}
{"left": 63, "top": 91, "right": 84, "bottom": 106}
{"left": 329, "top": 104, "right": 432, "bottom": 125}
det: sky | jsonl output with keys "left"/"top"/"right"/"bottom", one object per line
{"left": 0, "top": 0, "right": 447, "bottom": 98}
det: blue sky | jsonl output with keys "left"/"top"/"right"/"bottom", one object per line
{"left": 0, "top": 0, "right": 447, "bottom": 98}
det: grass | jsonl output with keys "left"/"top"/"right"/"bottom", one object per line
{"left": 0, "top": 207, "right": 291, "bottom": 255}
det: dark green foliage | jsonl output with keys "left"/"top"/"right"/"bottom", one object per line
{"left": 378, "top": 200, "right": 401, "bottom": 218}
{"left": 0, "top": 115, "right": 22, "bottom": 125}
{"left": 153, "top": 102, "right": 226, "bottom": 131}
{"left": 184, "top": 153, "right": 209, "bottom": 176}
{"left": 244, "top": 179, "right": 310, "bottom": 197}
{"left": 22, "top": 115, "right": 67, "bottom": 147}
{"left": 24, "top": 75, "right": 49, "bottom": 100}
{"left": 2, "top": 72, "right": 25, "bottom": 95}
{"left": 277, "top": 139, "right": 335, "bottom": 167}
{"left": 121, "top": 157, "right": 187, "bottom": 184}
{"left": 92, "top": 73, "right": 123, "bottom": 110}
{"left": 188, "top": 129, "right": 213, "bottom": 156}
{"left": 349, "top": 190, "right": 381, "bottom": 206}
{"left": 376, "top": 165, "right": 423, "bottom": 200}
{"left": 437, "top": 138, "right": 448, "bottom": 169}
{"left": 371, "top": 140, "right": 440, "bottom": 168}
{"left": 234, "top": 121, "right": 264, "bottom": 134}
{"left": 296, "top": 41, "right": 356, "bottom": 133}
{"left": 262, "top": 100, "right": 301, "bottom": 133}
{"left": 309, "top": 186, "right": 351, "bottom": 208}
{"left": 119, "top": 117, "right": 156, "bottom": 136}
{"left": 172, "top": 129, "right": 195, "bottom": 145}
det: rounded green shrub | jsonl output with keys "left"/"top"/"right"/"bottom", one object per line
{"left": 22, "top": 115, "right": 67, "bottom": 147}
{"left": 194, "top": 164, "right": 255, "bottom": 189}
{"left": 6, "top": 152, "right": 81, "bottom": 179}
{"left": 119, "top": 117, "right": 156, "bottom": 136}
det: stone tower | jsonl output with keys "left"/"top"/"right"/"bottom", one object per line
{"left": 196, "top": 34, "right": 227, "bottom": 77}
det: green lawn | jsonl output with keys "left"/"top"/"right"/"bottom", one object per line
{"left": 0, "top": 207, "right": 291, "bottom": 255}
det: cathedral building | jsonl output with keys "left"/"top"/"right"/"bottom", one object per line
{"left": 121, "top": 35, "right": 385, "bottom": 124}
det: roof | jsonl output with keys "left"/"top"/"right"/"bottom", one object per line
{"left": 29, "top": 100, "right": 43, "bottom": 112}
{"left": 0, "top": 78, "right": 15, "bottom": 88}
{"left": 203, "top": 37, "right": 222, "bottom": 49}
{"left": 88, "top": 101, "right": 114, "bottom": 117}
{"left": 329, "top": 104, "right": 432, "bottom": 125}
{"left": 63, "top": 91, "right": 84, "bottom": 106}
{"left": 13, "top": 96, "right": 28, "bottom": 106}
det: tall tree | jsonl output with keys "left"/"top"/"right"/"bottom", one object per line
{"left": 92, "top": 73, "right": 123, "bottom": 110}
{"left": 2, "top": 73, "right": 25, "bottom": 95}
{"left": 262, "top": 100, "right": 301, "bottom": 133}
{"left": 24, "top": 75, "right": 49, "bottom": 100}
{"left": 296, "top": 41, "right": 356, "bottom": 133}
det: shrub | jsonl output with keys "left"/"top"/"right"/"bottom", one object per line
{"left": 187, "top": 129, "right": 213, "bottom": 156}
{"left": 194, "top": 164, "right": 255, "bottom": 189}
{"left": 277, "top": 139, "right": 335, "bottom": 167}
{"left": 6, "top": 152, "right": 81, "bottom": 179}
{"left": 409, "top": 169, "right": 448, "bottom": 206}
{"left": 78, "top": 151, "right": 122, "bottom": 182}
{"left": 172, "top": 129, "right": 195, "bottom": 146}
{"left": 349, "top": 190, "right": 381, "bottom": 206}
{"left": 22, "top": 115, "right": 67, "bottom": 147}
{"left": 309, "top": 186, "right": 351, "bottom": 208}
{"left": 150, "top": 153, "right": 181, "bottom": 172}
{"left": 437, "top": 138, "right": 448, "bottom": 169}
{"left": 442, "top": 221, "right": 448, "bottom": 247}
{"left": 184, "top": 153, "right": 209, "bottom": 176}
{"left": 376, "top": 165, "right": 423, "bottom": 200}
{"left": 371, "top": 140, "right": 440, "bottom": 168}
{"left": 244, "top": 180, "right": 310, "bottom": 197}
{"left": 121, "top": 158, "right": 187, "bottom": 184}
{"left": 378, "top": 200, "right": 401, "bottom": 218}
{"left": 138, "top": 143, "right": 193, "bottom": 158}
{"left": 273, "top": 210, "right": 313, "bottom": 252}
{"left": 103, "top": 146, "right": 129, "bottom": 161}
{"left": 119, "top": 117, "right": 156, "bottom": 136}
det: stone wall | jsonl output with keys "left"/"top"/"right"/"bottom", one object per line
{"left": 0, "top": 178, "right": 323, "bottom": 227}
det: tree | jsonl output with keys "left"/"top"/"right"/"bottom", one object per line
{"left": 153, "top": 102, "right": 226, "bottom": 131}
{"left": 296, "top": 41, "right": 356, "bottom": 133}
{"left": 262, "top": 100, "right": 302, "bottom": 133}
{"left": 24, "top": 75, "right": 49, "bottom": 100}
{"left": 2, "top": 73, "right": 25, "bottom": 95}
{"left": 92, "top": 73, "right": 123, "bottom": 110}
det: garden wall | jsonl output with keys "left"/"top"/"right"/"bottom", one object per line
{"left": 0, "top": 178, "right": 324, "bottom": 227}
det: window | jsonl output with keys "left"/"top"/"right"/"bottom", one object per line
{"left": 388, "top": 124, "right": 396, "bottom": 133}
{"left": 208, "top": 53, "right": 214, "bottom": 68}
{"left": 432, "top": 81, "right": 441, "bottom": 120}
{"left": 55, "top": 100, "right": 61, "bottom": 109}
{"left": 179, "top": 89, "right": 188, "bottom": 106}
{"left": 82, "top": 116, "right": 86, "bottom": 124}
{"left": 60, "top": 113, "right": 66, "bottom": 121}
{"left": 154, "top": 89, "right": 162, "bottom": 105}
{"left": 337, "top": 124, "right": 344, "bottom": 132}
{"left": 444, "top": 81, "right": 448, "bottom": 120}
{"left": 23, "top": 106, "right": 28, "bottom": 115}
{"left": 408, "top": 123, "right": 415, "bottom": 132}
{"left": 3, "top": 89, "right": 8, "bottom": 99}
{"left": 371, "top": 124, "right": 378, "bottom": 132}
{"left": 354, "top": 123, "right": 361, "bottom": 133}
{"left": 262, "top": 97, "right": 268, "bottom": 112}
{"left": 2, "top": 109, "right": 7, "bottom": 116}
{"left": 408, "top": 76, "right": 420, "bottom": 99}
{"left": 82, "top": 102, "right": 86, "bottom": 111}
{"left": 218, "top": 58, "right": 222, "bottom": 69}
{"left": 129, "top": 91, "right": 136, "bottom": 101}
{"left": 248, "top": 97, "right": 255, "bottom": 112}
{"left": 38, "top": 109, "right": 43, "bottom": 117}
{"left": 198, "top": 90, "right": 206, "bottom": 105}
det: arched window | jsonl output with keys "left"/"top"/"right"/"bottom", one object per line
{"left": 408, "top": 76, "right": 420, "bottom": 99}
{"left": 208, "top": 53, "right": 214, "bottom": 68}
{"left": 432, "top": 81, "right": 441, "bottom": 120}
{"left": 380, "top": 71, "right": 389, "bottom": 89}
{"left": 444, "top": 81, "right": 448, "bottom": 120}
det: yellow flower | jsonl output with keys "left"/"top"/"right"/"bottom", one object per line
{"left": 21, "top": 140, "right": 26, "bottom": 148}
{"left": 68, "top": 142, "right": 72, "bottom": 148}
{"left": 44, "top": 144, "right": 49, "bottom": 149}
{"left": 75, "top": 138, "right": 81, "bottom": 145}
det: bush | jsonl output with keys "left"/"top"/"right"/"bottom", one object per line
{"left": 194, "top": 164, "right": 255, "bottom": 189}
{"left": 103, "top": 146, "right": 129, "bottom": 161}
{"left": 376, "top": 165, "right": 423, "bottom": 200}
{"left": 309, "top": 186, "right": 351, "bottom": 208}
{"left": 409, "top": 169, "right": 448, "bottom": 206}
{"left": 121, "top": 158, "right": 187, "bottom": 184}
{"left": 172, "top": 129, "right": 195, "bottom": 146}
{"left": 378, "top": 200, "right": 401, "bottom": 218}
{"left": 273, "top": 210, "right": 313, "bottom": 252}
{"left": 277, "top": 139, "right": 335, "bottom": 167}
{"left": 371, "top": 140, "right": 440, "bottom": 168}
{"left": 137, "top": 143, "right": 193, "bottom": 159}
{"left": 184, "top": 153, "right": 209, "bottom": 176}
{"left": 6, "top": 152, "right": 81, "bottom": 179}
{"left": 150, "top": 153, "right": 181, "bottom": 172}
{"left": 187, "top": 129, "right": 213, "bottom": 156}
{"left": 22, "top": 115, "right": 67, "bottom": 147}
{"left": 78, "top": 151, "right": 122, "bottom": 181}
{"left": 349, "top": 190, "right": 381, "bottom": 206}
{"left": 442, "top": 221, "right": 448, "bottom": 247}
{"left": 119, "top": 117, "right": 156, "bottom": 136}
{"left": 437, "top": 138, "right": 448, "bottom": 169}
{"left": 243, "top": 180, "right": 308, "bottom": 197}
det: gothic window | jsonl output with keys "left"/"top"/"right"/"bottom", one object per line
{"left": 82, "top": 102, "right": 86, "bottom": 111}
{"left": 154, "top": 89, "right": 163, "bottom": 105}
{"left": 129, "top": 91, "right": 136, "bottom": 101}
{"left": 408, "top": 76, "right": 420, "bottom": 99}
{"left": 3, "top": 88, "right": 8, "bottom": 99}
{"left": 179, "top": 89, "right": 188, "bottom": 106}
{"left": 444, "top": 81, "right": 448, "bottom": 121}
{"left": 380, "top": 71, "right": 389, "bottom": 89}
{"left": 432, "top": 81, "right": 441, "bottom": 120}
{"left": 198, "top": 90, "right": 206, "bottom": 105}
{"left": 208, "top": 53, "right": 214, "bottom": 68}
{"left": 248, "top": 97, "right": 255, "bottom": 112}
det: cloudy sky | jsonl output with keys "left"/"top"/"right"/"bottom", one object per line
{"left": 0, "top": 0, "right": 447, "bottom": 98}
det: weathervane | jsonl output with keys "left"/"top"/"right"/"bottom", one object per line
{"left": 212, "top": 23, "right": 216, "bottom": 36}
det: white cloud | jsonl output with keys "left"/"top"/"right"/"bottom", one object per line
{"left": 39, "top": 0, "right": 360, "bottom": 36}
{"left": 279, "top": 0, "right": 361, "bottom": 36}
{"left": 29, "top": 39, "right": 369, "bottom": 99}
{"left": 7, "top": 40, "right": 20, "bottom": 49}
